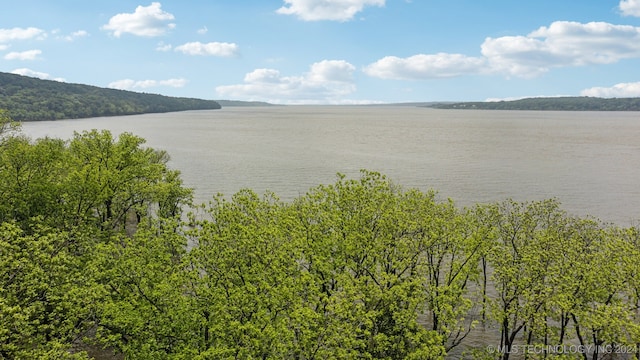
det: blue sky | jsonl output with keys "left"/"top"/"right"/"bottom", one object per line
{"left": 1, "top": 0, "right": 640, "bottom": 104}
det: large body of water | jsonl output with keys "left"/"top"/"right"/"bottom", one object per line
{"left": 20, "top": 106, "right": 640, "bottom": 225}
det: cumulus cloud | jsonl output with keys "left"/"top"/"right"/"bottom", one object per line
{"left": 308, "top": 59, "right": 357, "bottom": 82}
{"left": 0, "top": 27, "right": 45, "bottom": 43}
{"left": 11, "top": 68, "right": 65, "bottom": 82}
{"left": 4, "top": 49, "right": 42, "bottom": 60}
{"left": 580, "top": 81, "right": 640, "bottom": 97}
{"left": 62, "top": 30, "right": 89, "bottom": 41}
{"left": 276, "top": 0, "right": 385, "bottom": 21}
{"left": 197, "top": 26, "right": 208, "bottom": 35}
{"left": 620, "top": 0, "right": 640, "bottom": 16}
{"left": 107, "top": 78, "right": 188, "bottom": 90}
{"left": 364, "top": 53, "right": 487, "bottom": 80}
{"left": 366, "top": 21, "right": 640, "bottom": 80}
{"left": 174, "top": 41, "right": 239, "bottom": 56}
{"left": 216, "top": 60, "right": 356, "bottom": 104}
{"left": 156, "top": 42, "right": 172, "bottom": 51}
{"left": 102, "top": 2, "right": 176, "bottom": 37}
{"left": 482, "top": 21, "right": 640, "bottom": 77}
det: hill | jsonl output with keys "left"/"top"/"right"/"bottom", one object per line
{"left": 429, "top": 96, "right": 640, "bottom": 111}
{"left": 367, "top": 102, "right": 454, "bottom": 107}
{"left": 214, "top": 99, "right": 277, "bottom": 107}
{"left": 0, "top": 72, "right": 221, "bottom": 121}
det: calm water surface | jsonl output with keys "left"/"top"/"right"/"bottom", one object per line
{"left": 20, "top": 106, "right": 640, "bottom": 225}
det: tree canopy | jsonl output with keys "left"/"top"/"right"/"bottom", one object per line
{"left": 1, "top": 116, "right": 640, "bottom": 359}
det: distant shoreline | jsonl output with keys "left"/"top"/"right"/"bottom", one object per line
{"left": 426, "top": 96, "right": 640, "bottom": 111}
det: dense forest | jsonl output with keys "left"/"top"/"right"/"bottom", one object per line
{"left": 430, "top": 96, "right": 640, "bottom": 111}
{"left": 0, "top": 72, "right": 221, "bottom": 121}
{"left": 1, "top": 110, "right": 640, "bottom": 360}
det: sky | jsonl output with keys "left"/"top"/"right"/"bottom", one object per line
{"left": 1, "top": 0, "right": 640, "bottom": 104}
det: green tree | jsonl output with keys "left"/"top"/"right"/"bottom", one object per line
{"left": 0, "top": 109, "right": 20, "bottom": 146}
{"left": 288, "top": 171, "right": 445, "bottom": 359}
{"left": 178, "top": 172, "right": 447, "bottom": 358}
{"left": 0, "top": 128, "right": 193, "bottom": 359}
{"left": 89, "top": 218, "right": 197, "bottom": 359}
{"left": 5, "top": 124, "right": 640, "bottom": 360}
{"left": 487, "top": 199, "right": 567, "bottom": 360}
{"left": 417, "top": 198, "right": 493, "bottom": 351}
{"left": 186, "top": 190, "right": 302, "bottom": 358}
{"left": 0, "top": 136, "right": 68, "bottom": 226}
{"left": 63, "top": 129, "right": 192, "bottom": 231}
{"left": 0, "top": 221, "right": 94, "bottom": 359}
{"left": 564, "top": 222, "right": 636, "bottom": 360}
{"left": 622, "top": 225, "right": 640, "bottom": 360}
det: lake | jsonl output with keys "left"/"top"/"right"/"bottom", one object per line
{"left": 20, "top": 106, "right": 640, "bottom": 225}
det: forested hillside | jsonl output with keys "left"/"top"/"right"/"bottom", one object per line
{"left": 430, "top": 96, "right": 640, "bottom": 111}
{"left": 0, "top": 72, "right": 221, "bottom": 121}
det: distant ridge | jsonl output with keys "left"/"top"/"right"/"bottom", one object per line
{"left": 367, "top": 102, "right": 453, "bottom": 107}
{"left": 428, "top": 96, "right": 640, "bottom": 111}
{"left": 0, "top": 72, "right": 221, "bottom": 121}
{"left": 214, "top": 100, "right": 277, "bottom": 107}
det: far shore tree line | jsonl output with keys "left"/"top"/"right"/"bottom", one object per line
{"left": 0, "top": 72, "right": 221, "bottom": 121}
{"left": 1, "top": 110, "right": 639, "bottom": 360}
{"left": 430, "top": 96, "right": 640, "bottom": 111}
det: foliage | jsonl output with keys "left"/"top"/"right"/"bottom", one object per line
{"left": 0, "top": 222, "right": 93, "bottom": 359}
{"left": 0, "top": 120, "right": 192, "bottom": 359}
{"left": 2, "top": 112, "right": 640, "bottom": 359}
{"left": 186, "top": 191, "right": 304, "bottom": 358}
{"left": 483, "top": 200, "right": 640, "bottom": 360}
{"left": 90, "top": 218, "right": 196, "bottom": 359}
{"left": 285, "top": 173, "right": 446, "bottom": 358}
{"left": 0, "top": 109, "right": 20, "bottom": 145}
{"left": 0, "top": 72, "right": 221, "bottom": 121}
{"left": 430, "top": 96, "right": 640, "bottom": 111}
{"left": 0, "top": 129, "right": 192, "bottom": 231}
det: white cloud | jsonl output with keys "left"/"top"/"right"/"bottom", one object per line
{"left": 308, "top": 59, "right": 356, "bottom": 82}
{"left": 482, "top": 21, "right": 640, "bottom": 77}
{"left": 216, "top": 60, "right": 357, "bottom": 104}
{"left": 102, "top": 2, "right": 176, "bottom": 37}
{"left": 159, "top": 78, "right": 188, "bottom": 88}
{"left": 4, "top": 49, "right": 42, "bottom": 60}
{"left": 0, "top": 45, "right": 7, "bottom": 51}
{"left": 363, "top": 53, "right": 487, "bottom": 80}
{"left": 156, "top": 42, "right": 172, "bottom": 51}
{"left": 62, "top": 30, "right": 89, "bottom": 41}
{"left": 108, "top": 78, "right": 188, "bottom": 90}
{"left": 11, "top": 68, "right": 65, "bottom": 82}
{"left": 0, "top": 27, "right": 45, "bottom": 43}
{"left": 620, "top": 0, "right": 640, "bottom": 16}
{"left": 197, "top": 26, "right": 208, "bottom": 35}
{"left": 480, "top": 35, "right": 555, "bottom": 77}
{"left": 174, "top": 41, "right": 239, "bottom": 56}
{"left": 365, "top": 21, "right": 640, "bottom": 81}
{"left": 580, "top": 81, "right": 640, "bottom": 97}
{"left": 276, "top": 0, "right": 385, "bottom": 21}
{"left": 108, "top": 79, "right": 137, "bottom": 90}
{"left": 243, "top": 68, "right": 283, "bottom": 84}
